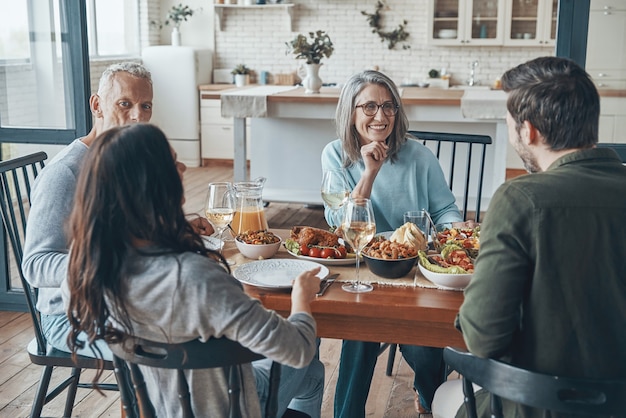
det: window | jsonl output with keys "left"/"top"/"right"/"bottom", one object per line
{"left": 86, "top": 0, "right": 140, "bottom": 58}
{"left": 0, "top": 0, "right": 30, "bottom": 62}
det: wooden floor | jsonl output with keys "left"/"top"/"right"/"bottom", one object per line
{"left": 0, "top": 162, "right": 426, "bottom": 418}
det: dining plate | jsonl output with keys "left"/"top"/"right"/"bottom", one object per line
{"left": 284, "top": 248, "right": 357, "bottom": 266}
{"left": 233, "top": 259, "right": 329, "bottom": 289}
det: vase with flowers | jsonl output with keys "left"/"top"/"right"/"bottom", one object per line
{"left": 151, "top": 3, "right": 196, "bottom": 46}
{"left": 286, "top": 30, "right": 334, "bottom": 94}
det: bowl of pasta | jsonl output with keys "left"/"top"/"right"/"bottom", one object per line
{"left": 362, "top": 233, "right": 419, "bottom": 279}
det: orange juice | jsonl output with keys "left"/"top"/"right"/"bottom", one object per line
{"left": 231, "top": 206, "right": 268, "bottom": 235}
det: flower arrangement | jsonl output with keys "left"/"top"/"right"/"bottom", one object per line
{"left": 286, "top": 30, "right": 334, "bottom": 65}
{"left": 231, "top": 64, "right": 252, "bottom": 75}
{"left": 151, "top": 3, "right": 196, "bottom": 29}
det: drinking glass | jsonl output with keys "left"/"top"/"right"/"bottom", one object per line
{"left": 341, "top": 197, "right": 376, "bottom": 293}
{"left": 205, "top": 182, "right": 235, "bottom": 262}
{"left": 321, "top": 168, "right": 351, "bottom": 228}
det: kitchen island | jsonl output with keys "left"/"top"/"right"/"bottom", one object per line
{"left": 200, "top": 85, "right": 509, "bottom": 211}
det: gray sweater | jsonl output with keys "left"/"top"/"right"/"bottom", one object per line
{"left": 101, "top": 248, "right": 317, "bottom": 418}
{"left": 23, "top": 139, "right": 88, "bottom": 315}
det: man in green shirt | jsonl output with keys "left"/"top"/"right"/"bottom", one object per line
{"left": 432, "top": 56, "right": 626, "bottom": 418}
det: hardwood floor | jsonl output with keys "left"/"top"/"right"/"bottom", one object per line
{"left": 0, "top": 162, "right": 425, "bottom": 418}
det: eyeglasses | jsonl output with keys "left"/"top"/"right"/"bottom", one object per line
{"left": 355, "top": 101, "right": 398, "bottom": 117}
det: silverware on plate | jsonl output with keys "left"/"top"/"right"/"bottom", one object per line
{"left": 316, "top": 273, "right": 339, "bottom": 297}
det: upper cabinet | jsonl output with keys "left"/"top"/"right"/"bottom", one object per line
{"left": 504, "top": 0, "right": 558, "bottom": 46}
{"left": 428, "top": 0, "right": 505, "bottom": 46}
{"left": 428, "top": 0, "right": 556, "bottom": 47}
{"left": 586, "top": 0, "right": 626, "bottom": 89}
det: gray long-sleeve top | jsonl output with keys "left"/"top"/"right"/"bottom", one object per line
{"left": 23, "top": 139, "right": 88, "bottom": 315}
{"left": 67, "top": 247, "right": 317, "bottom": 418}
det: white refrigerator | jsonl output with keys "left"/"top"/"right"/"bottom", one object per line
{"left": 142, "top": 46, "right": 213, "bottom": 167}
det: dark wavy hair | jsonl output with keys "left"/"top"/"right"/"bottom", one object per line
{"left": 66, "top": 123, "right": 225, "bottom": 376}
{"left": 501, "top": 56, "right": 599, "bottom": 150}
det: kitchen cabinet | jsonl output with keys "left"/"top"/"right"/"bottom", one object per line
{"left": 428, "top": 0, "right": 505, "bottom": 46}
{"left": 586, "top": 0, "right": 626, "bottom": 89}
{"left": 598, "top": 97, "right": 626, "bottom": 144}
{"left": 200, "top": 99, "right": 250, "bottom": 161}
{"left": 503, "top": 0, "right": 558, "bottom": 46}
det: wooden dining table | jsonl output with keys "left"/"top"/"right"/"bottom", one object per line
{"left": 225, "top": 229, "right": 467, "bottom": 348}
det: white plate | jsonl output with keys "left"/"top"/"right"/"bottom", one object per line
{"left": 284, "top": 247, "right": 357, "bottom": 266}
{"left": 233, "top": 259, "right": 329, "bottom": 289}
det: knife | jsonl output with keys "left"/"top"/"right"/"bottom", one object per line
{"left": 316, "top": 273, "right": 339, "bottom": 297}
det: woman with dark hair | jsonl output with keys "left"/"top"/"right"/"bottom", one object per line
{"left": 321, "top": 70, "right": 463, "bottom": 416}
{"left": 65, "top": 123, "right": 324, "bottom": 418}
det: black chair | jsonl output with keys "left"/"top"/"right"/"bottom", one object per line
{"left": 111, "top": 336, "right": 309, "bottom": 418}
{"left": 0, "top": 152, "right": 119, "bottom": 417}
{"left": 597, "top": 142, "right": 626, "bottom": 163}
{"left": 443, "top": 346, "right": 626, "bottom": 418}
{"left": 380, "top": 131, "right": 493, "bottom": 377}
{"left": 409, "top": 130, "right": 492, "bottom": 223}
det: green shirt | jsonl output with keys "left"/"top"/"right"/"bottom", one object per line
{"left": 456, "top": 148, "right": 626, "bottom": 418}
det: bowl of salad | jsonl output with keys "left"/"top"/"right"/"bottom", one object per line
{"left": 417, "top": 245, "right": 474, "bottom": 290}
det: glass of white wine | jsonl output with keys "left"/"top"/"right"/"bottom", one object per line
{"left": 341, "top": 197, "right": 376, "bottom": 293}
{"left": 321, "top": 168, "right": 351, "bottom": 228}
{"left": 205, "top": 182, "right": 235, "bottom": 262}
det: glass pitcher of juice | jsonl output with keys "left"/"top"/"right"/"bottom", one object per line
{"left": 231, "top": 177, "right": 269, "bottom": 235}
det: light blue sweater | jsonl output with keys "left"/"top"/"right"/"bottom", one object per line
{"left": 321, "top": 138, "right": 462, "bottom": 232}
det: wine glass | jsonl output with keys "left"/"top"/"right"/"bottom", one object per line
{"left": 321, "top": 168, "right": 351, "bottom": 228}
{"left": 205, "top": 182, "right": 235, "bottom": 262}
{"left": 341, "top": 197, "right": 376, "bottom": 293}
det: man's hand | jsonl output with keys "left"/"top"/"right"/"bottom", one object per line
{"left": 188, "top": 216, "right": 214, "bottom": 236}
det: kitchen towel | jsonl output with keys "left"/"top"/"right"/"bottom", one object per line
{"left": 221, "top": 85, "right": 297, "bottom": 118}
{"left": 460, "top": 89, "right": 507, "bottom": 120}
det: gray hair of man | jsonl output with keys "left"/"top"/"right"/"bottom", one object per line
{"left": 97, "top": 62, "right": 152, "bottom": 96}
{"left": 335, "top": 70, "right": 409, "bottom": 167}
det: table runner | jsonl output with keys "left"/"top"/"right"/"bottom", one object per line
{"left": 460, "top": 89, "right": 507, "bottom": 120}
{"left": 220, "top": 85, "right": 297, "bottom": 118}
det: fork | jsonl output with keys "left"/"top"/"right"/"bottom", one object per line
{"left": 316, "top": 273, "right": 339, "bottom": 297}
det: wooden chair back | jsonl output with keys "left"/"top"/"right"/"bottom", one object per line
{"left": 408, "top": 130, "right": 492, "bottom": 222}
{"left": 443, "top": 346, "right": 626, "bottom": 418}
{"left": 110, "top": 336, "right": 281, "bottom": 418}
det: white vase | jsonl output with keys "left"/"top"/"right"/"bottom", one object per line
{"left": 234, "top": 74, "right": 249, "bottom": 87}
{"left": 171, "top": 27, "right": 181, "bottom": 46}
{"left": 302, "top": 63, "right": 323, "bottom": 94}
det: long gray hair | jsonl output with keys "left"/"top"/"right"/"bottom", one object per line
{"left": 335, "top": 70, "right": 409, "bottom": 166}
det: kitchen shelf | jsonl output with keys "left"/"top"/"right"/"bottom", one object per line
{"left": 214, "top": 3, "right": 295, "bottom": 31}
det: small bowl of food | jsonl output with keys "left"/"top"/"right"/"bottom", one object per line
{"left": 362, "top": 234, "right": 419, "bottom": 279}
{"left": 417, "top": 250, "right": 473, "bottom": 290}
{"left": 235, "top": 230, "right": 282, "bottom": 259}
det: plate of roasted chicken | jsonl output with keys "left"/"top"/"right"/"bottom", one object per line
{"left": 283, "top": 226, "right": 358, "bottom": 266}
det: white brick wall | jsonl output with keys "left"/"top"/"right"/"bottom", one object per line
{"left": 212, "top": 0, "right": 553, "bottom": 86}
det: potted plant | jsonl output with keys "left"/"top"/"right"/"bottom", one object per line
{"left": 151, "top": 4, "right": 196, "bottom": 46}
{"left": 231, "top": 64, "right": 252, "bottom": 87}
{"left": 286, "top": 30, "right": 334, "bottom": 94}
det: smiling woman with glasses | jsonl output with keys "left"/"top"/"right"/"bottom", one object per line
{"left": 321, "top": 70, "right": 464, "bottom": 417}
